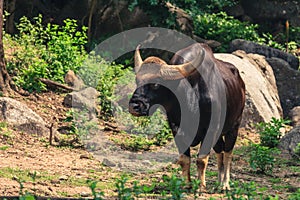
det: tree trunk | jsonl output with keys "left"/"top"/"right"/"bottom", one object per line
{"left": 0, "top": 0, "right": 11, "bottom": 94}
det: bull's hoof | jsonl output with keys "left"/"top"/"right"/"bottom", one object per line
{"left": 199, "top": 184, "right": 207, "bottom": 193}
{"left": 222, "top": 184, "right": 231, "bottom": 191}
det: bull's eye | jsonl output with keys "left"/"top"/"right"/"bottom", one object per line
{"left": 151, "top": 83, "right": 160, "bottom": 90}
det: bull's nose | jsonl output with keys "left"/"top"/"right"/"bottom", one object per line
{"left": 129, "top": 102, "right": 142, "bottom": 116}
{"left": 129, "top": 99, "right": 149, "bottom": 116}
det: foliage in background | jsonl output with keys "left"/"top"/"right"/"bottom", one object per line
{"left": 256, "top": 117, "right": 290, "bottom": 148}
{"left": 193, "top": 12, "right": 260, "bottom": 52}
{"left": 128, "top": 0, "right": 237, "bottom": 28}
{"left": 4, "top": 15, "right": 87, "bottom": 92}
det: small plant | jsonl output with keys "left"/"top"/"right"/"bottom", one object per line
{"left": 288, "top": 188, "right": 300, "bottom": 200}
{"left": 115, "top": 175, "right": 133, "bottom": 200}
{"left": 256, "top": 118, "right": 290, "bottom": 148}
{"left": 249, "top": 144, "right": 280, "bottom": 174}
{"left": 87, "top": 180, "right": 105, "bottom": 200}
{"left": 160, "top": 174, "right": 187, "bottom": 200}
{"left": 225, "top": 181, "right": 259, "bottom": 200}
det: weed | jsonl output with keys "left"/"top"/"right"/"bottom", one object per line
{"left": 87, "top": 180, "right": 105, "bottom": 200}
{"left": 226, "top": 181, "right": 258, "bottom": 200}
{"left": 249, "top": 144, "right": 280, "bottom": 174}
{"left": 288, "top": 188, "right": 300, "bottom": 200}
{"left": 160, "top": 174, "right": 187, "bottom": 200}
{"left": 115, "top": 175, "right": 133, "bottom": 200}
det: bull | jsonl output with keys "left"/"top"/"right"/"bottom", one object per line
{"left": 128, "top": 43, "right": 245, "bottom": 190}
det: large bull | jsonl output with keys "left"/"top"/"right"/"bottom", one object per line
{"left": 128, "top": 43, "right": 245, "bottom": 190}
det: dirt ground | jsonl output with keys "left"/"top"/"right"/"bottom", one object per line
{"left": 0, "top": 91, "right": 299, "bottom": 199}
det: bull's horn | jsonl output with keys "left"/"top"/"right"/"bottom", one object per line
{"left": 134, "top": 44, "right": 143, "bottom": 73}
{"left": 160, "top": 47, "right": 205, "bottom": 80}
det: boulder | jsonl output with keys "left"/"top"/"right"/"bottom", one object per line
{"left": 266, "top": 57, "right": 300, "bottom": 117}
{"left": 240, "top": 0, "right": 300, "bottom": 27}
{"left": 215, "top": 51, "right": 283, "bottom": 128}
{"left": 0, "top": 97, "right": 48, "bottom": 135}
{"left": 279, "top": 126, "right": 300, "bottom": 156}
{"left": 229, "top": 39, "right": 299, "bottom": 70}
{"left": 289, "top": 106, "right": 300, "bottom": 127}
{"left": 63, "top": 87, "right": 99, "bottom": 119}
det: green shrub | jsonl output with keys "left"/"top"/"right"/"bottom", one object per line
{"left": 249, "top": 144, "right": 280, "bottom": 174}
{"left": 5, "top": 15, "right": 87, "bottom": 92}
{"left": 288, "top": 188, "right": 300, "bottom": 200}
{"left": 128, "top": 0, "right": 237, "bottom": 29}
{"left": 193, "top": 12, "right": 260, "bottom": 52}
{"left": 256, "top": 118, "right": 290, "bottom": 148}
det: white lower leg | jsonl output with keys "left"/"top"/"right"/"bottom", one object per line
{"left": 216, "top": 153, "right": 224, "bottom": 184}
{"left": 222, "top": 151, "right": 233, "bottom": 190}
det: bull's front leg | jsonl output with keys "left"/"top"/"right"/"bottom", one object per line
{"left": 177, "top": 154, "right": 191, "bottom": 183}
{"left": 196, "top": 154, "right": 209, "bottom": 191}
{"left": 222, "top": 150, "right": 233, "bottom": 190}
{"left": 216, "top": 152, "right": 224, "bottom": 184}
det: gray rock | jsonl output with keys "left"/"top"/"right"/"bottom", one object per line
{"left": 215, "top": 52, "right": 283, "bottom": 128}
{"left": 279, "top": 126, "right": 300, "bottom": 156}
{"left": 0, "top": 97, "right": 48, "bottom": 135}
{"left": 63, "top": 87, "right": 99, "bottom": 114}
{"left": 266, "top": 57, "right": 300, "bottom": 117}
{"left": 229, "top": 39, "right": 299, "bottom": 70}
{"left": 102, "top": 158, "right": 116, "bottom": 167}
{"left": 289, "top": 107, "right": 300, "bottom": 127}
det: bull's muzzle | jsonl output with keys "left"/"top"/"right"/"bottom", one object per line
{"left": 128, "top": 99, "right": 149, "bottom": 116}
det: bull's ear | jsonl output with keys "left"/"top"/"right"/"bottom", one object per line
{"left": 134, "top": 45, "right": 143, "bottom": 73}
{"left": 160, "top": 46, "right": 205, "bottom": 80}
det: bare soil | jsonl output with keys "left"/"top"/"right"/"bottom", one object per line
{"left": 0, "top": 91, "right": 299, "bottom": 199}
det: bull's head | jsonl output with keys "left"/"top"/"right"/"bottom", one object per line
{"left": 129, "top": 44, "right": 205, "bottom": 116}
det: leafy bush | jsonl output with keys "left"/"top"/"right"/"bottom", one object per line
{"left": 128, "top": 0, "right": 237, "bottom": 29}
{"left": 256, "top": 118, "right": 290, "bottom": 148}
{"left": 249, "top": 144, "right": 280, "bottom": 174}
{"left": 5, "top": 15, "right": 87, "bottom": 92}
{"left": 193, "top": 12, "right": 260, "bottom": 52}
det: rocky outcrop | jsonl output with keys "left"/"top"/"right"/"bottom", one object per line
{"left": 0, "top": 97, "right": 48, "bottom": 135}
{"left": 229, "top": 39, "right": 299, "bottom": 70}
{"left": 215, "top": 51, "right": 283, "bottom": 128}
{"left": 266, "top": 57, "right": 300, "bottom": 117}
{"left": 279, "top": 126, "right": 300, "bottom": 156}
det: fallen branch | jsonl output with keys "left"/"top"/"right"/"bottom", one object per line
{"left": 39, "top": 78, "right": 77, "bottom": 92}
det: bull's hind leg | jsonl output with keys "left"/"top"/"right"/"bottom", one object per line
{"left": 196, "top": 154, "right": 209, "bottom": 190}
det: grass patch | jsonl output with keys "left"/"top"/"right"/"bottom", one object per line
{"left": 0, "top": 145, "right": 9, "bottom": 150}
